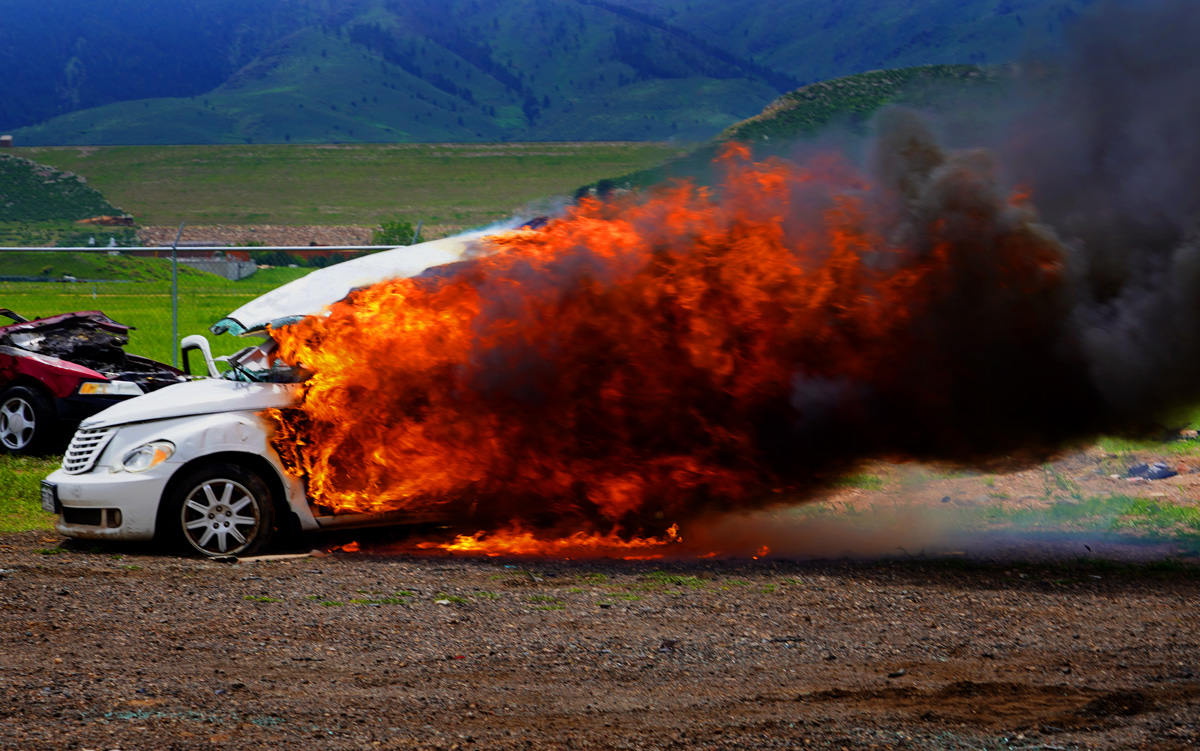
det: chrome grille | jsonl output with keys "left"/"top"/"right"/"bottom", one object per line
{"left": 62, "top": 427, "right": 115, "bottom": 474}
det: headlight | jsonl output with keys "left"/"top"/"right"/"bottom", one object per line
{"left": 79, "top": 381, "right": 143, "bottom": 397}
{"left": 119, "top": 441, "right": 175, "bottom": 472}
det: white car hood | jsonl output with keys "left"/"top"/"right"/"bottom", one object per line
{"left": 212, "top": 227, "right": 508, "bottom": 336}
{"left": 79, "top": 378, "right": 300, "bottom": 429}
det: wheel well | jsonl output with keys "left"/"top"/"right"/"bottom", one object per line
{"left": 1, "top": 377, "right": 54, "bottom": 401}
{"left": 163, "top": 451, "right": 295, "bottom": 530}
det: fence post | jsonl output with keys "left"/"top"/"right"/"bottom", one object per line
{"left": 170, "top": 222, "right": 185, "bottom": 367}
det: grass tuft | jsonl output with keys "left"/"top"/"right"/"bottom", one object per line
{"left": 0, "top": 455, "right": 59, "bottom": 534}
{"left": 644, "top": 571, "right": 705, "bottom": 588}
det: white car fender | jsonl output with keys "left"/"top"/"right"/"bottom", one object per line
{"left": 158, "top": 411, "right": 318, "bottom": 532}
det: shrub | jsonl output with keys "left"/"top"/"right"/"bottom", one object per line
{"left": 373, "top": 220, "right": 417, "bottom": 246}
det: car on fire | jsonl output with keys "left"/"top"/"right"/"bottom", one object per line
{"left": 40, "top": 229, "right": 506, "bottom": 557}
{"left": 0, "top": 309, "right": 185, "bottom": 454}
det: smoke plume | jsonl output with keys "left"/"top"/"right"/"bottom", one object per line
{"left": 269, "top": 0, "right": 1200, "bottom": 543}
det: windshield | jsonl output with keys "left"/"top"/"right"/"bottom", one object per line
{"left": 220, "top": 338, "right": 307, "bottom": 383}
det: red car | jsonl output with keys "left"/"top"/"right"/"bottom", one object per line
{"left": 0, "top": 309, "right": 185, "bottom": 454}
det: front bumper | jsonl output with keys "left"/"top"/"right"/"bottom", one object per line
{"left": 46, "top": 462, "right": 179, "bottom": 541}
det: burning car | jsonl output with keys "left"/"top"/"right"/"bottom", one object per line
{"left": 0, "top": 309, "right": 185, "bottom": 454}
{"left": 40, "top": 230, "right": 500, "bottom": 557}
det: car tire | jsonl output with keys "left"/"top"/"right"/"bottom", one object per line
{"left": 160, "top": 462, "right": 276, "bottom": 558}
{"left": 0, "top": 385, "right": 57, "bottom": 455}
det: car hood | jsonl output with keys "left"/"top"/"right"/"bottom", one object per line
{"left": 79, "top": 377, "right": 300, "bottom": 429}
{"left": 211, "top": 226, "right": 511, "bottom": 336}
{"left": 0, "top": 309, "right": 130, "bottom": 338}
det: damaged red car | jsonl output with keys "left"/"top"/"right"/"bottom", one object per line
{"left": 0, "top": 309, "right": 185, "bottom": 454}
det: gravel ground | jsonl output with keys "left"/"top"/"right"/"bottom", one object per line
{"left": 137, "top": 225, "right": 375, "bottom": 248}
{"left": 2, "top": 527, "right": 1198, "bottom": 751}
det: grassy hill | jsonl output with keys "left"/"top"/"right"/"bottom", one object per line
{"left": 579, "top": 64, "right": 1012, "bottom": 194}
{"left": 0, "top": 153, "right": 137, "bottom": 247}
{"left": 0, "top": 153, "right": 120, "bottom": 222}
{"left": 3, "top": 0, "right": 1100, "bottom": 145}
{"left": 721, "top": 64, "right": 1009, "bottom": 142}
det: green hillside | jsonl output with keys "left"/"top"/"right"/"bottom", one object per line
{"left": 580, "top": 64, "right": 1011, "bottom": 194}
{"left": 3, "top": 0, "right": 1099, "bottom": 145}
{"left": 722, "top": 64, "right": 1009, "bottom": 142}
{"left": 9, "top": 0, "right": 787, "bottom": 146}
{"left": 0, "top": 153, "right": 136, "bottom": 247}
{"left": 0, "top": 153, "right": 120, "bottom": 222}
{"left": 623, "top": 0, "right": 1095, "bottom": 84}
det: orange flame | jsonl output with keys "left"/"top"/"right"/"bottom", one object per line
{"left": 415, "top": 525, "right": 680, "bottom": 559}
{"left": 268, "top": 142, "right": 1067, "bottom": 547}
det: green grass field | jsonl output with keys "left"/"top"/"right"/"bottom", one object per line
{"left": 8, "top": 142, "right": 686, "bottom": 230}
{"left": 1, "top": 263, "right": 313, "bottom": 365}
{"left": 0, "top": 455, "right": 60, "bottom": 533}
{"left": 1, "top": 250, "right": 227, "bottom": 281}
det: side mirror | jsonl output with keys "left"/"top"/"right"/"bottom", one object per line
{"left": 181, "top": 335, "right": 219, "bottom": 378}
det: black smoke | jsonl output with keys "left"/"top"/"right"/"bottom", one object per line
{"left": 274, "top": 1, "right": 1200, "bottom": 535}
{"left": 1011, "top": 0, "right": 1200, "bottom": 425}
{"left": 784, "top": 0, "right": 1200, "bottom": 471}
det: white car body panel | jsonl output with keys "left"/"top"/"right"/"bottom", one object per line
{"left": 45, "top": 227, "right": 513, "bottom": 551}
{"left": 79, "top": 378, "right": 299, "bottom": 429}
{"left": 48, "top": 402, "right": 314, "bottom": 541}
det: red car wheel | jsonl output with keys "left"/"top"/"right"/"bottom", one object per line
{"left": 0, "top": 386, "right": 56, "bottom": 455}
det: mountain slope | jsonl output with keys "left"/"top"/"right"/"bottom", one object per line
{"left": 0, "top": 153, "right": 120, "bottom": 222}
{"left": 2, "top": 0, "right": 1102, "bottom": 145}
{"left": 580, "top": 63, "right": 1013, "bottom": 194}
{"left": 0, "top": 0, "right": 327, "bottom": 131}
{"left": 8, "top": 0, "right": 789, "bottom": 144}
{"left": 614, "top": 0, "right": 1097, "bottom": 82}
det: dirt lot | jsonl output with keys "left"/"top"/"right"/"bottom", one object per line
{"left": 137, "top": 225, "right": 376, "bottom": 248}
{"left": 3, "top": 484, "right": 1200, "bottom": 751}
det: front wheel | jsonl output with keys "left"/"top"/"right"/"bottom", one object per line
{"left": 160, "top": 463, "right": 276, "bottom": 557}
{"left": 0, "top": 386, "right": 57, "bottom": 455}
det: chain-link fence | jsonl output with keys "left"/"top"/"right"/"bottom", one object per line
{"left": 0, "top": 245, "right": 397, "bottom": 366}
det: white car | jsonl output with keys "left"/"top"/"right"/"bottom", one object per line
{"left": 41, "top": 229, "right": 500, "bottom": 557}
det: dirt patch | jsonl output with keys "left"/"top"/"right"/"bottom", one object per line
{"left": 2, "top": 529, "right": 1199, "bottom": 750}
{"left": 137, "top": 225, "right": 375, "bottom": 248}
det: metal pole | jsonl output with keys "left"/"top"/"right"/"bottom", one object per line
{"left": 170, "top": 222, "right": 185, "bottom": 367}
{"left": 412, "top": 220, "right": 422, "bottom": 245}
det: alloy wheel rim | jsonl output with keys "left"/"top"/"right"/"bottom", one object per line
{"left": 0, "top": 397, "right": 34, "bottom": 450}
{"left": 181, "top": 479, "right": 260, "bottom": 555}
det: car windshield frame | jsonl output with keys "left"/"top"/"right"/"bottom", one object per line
{"left": 219, "top": 338, "right": 306, "bottom": 384}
